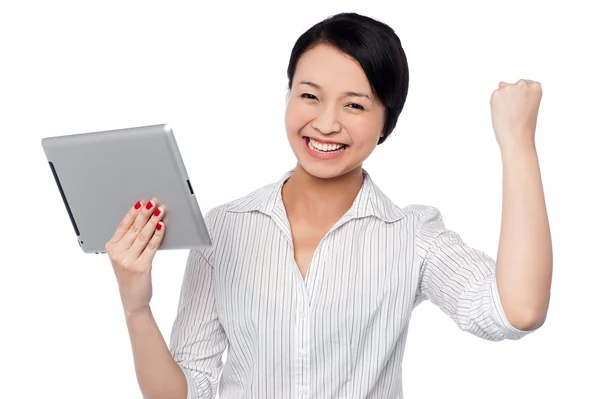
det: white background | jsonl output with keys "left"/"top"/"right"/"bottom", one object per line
{"left": 1, "top": 1, "right": 599, "bottom": 398}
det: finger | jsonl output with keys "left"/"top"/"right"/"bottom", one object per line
{"left": 120, "top": 199, "right": 158, "bottom": 250}
{"left": 139, "top": 221, "right": 166, "bottom": 262}
{"left": 108, "top": 200, "right": 144, "bottom": 244}
{"left": 129, "top": 206, "right": 166, "bottom": 258}
{"left": 517, "top": 78, "right": 534, "bottom": 86}
{"left": 524, "top": 79, "right": 541, "bottom": 89}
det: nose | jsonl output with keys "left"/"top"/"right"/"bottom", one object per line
{"left": 311, "top": 104, "right": 342, "bottom": 135}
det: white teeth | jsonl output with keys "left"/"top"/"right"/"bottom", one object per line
{"left": 308, "top": 138, "right": 345, "bottom": 152}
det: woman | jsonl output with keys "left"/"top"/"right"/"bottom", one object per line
{"left": 106, "top": 12, "right": 552, "bottom": 399}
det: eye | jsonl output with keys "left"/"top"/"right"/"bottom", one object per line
{"left": 300, "top": 93, "right": 318, "bottom": 100}
{"left": 347, "top": 103, "right": 365, "bottom": 111}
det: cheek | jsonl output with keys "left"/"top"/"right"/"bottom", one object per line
{"left": 285, "top": 101, "right": 314, "bottom": 133}
{"left": 346, "top": 116, "right": 384, "bottom": 148}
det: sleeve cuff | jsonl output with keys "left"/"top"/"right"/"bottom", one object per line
{"left": 489, "top": 277, "right": 539, "bottom": 340}
{"left": 179, "top": 365, "right": 199, "bottom": 399}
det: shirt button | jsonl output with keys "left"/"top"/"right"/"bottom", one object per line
{"left": 299, "top": 350, "right": 306, "bottom": 357}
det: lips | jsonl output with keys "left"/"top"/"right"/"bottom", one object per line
{"left": 304, "top": 136, "right": 347, "bottom": 152}
{"left": 304, "top": 136, "right": 347, "bottom": 145}
{"left": 302, "top": 136, "right": 348, "bottom": 160}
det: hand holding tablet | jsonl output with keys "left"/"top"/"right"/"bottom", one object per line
{"left": 104, "top": 198, "right": 167, "bottom": 315}
{"left": 41, "top": 124, "right": 212, "bottom": 254}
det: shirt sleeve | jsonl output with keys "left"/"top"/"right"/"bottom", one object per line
{"left": 169, "top": 248, "right": 228, "bottom": 398}
{"left": 413, "top": 205, "right": 537, "bottom": 341}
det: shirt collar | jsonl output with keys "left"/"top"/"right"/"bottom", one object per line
{"left": 226, "top": 168, "right": 406, "bottom": 223}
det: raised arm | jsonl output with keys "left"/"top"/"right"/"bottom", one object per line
{"left": 491, "top": 79, "right": 552, "bottom": 331}
{"left": 414, "top": 79, "right": 552, "bottom": 340}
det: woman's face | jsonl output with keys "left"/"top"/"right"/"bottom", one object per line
{"left": 285, "top": 43, "right": 386, "bottom": 180}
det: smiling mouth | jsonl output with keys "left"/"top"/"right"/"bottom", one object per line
{"left": 304, "top": 137, "right": 348, "bottom": 153}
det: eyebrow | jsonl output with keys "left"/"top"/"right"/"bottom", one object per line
{"left": 299, "top": 80, "right": 372, "bottom": 100}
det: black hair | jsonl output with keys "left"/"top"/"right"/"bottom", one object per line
{"left": 286, "top": 12, "right": 409, "bottom": 144}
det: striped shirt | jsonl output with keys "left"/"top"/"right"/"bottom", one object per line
{"left": 168, "top": 169, "right": 532, "bottom": 398}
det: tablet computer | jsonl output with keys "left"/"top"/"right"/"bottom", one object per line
{"left": 41, "top": 124, "right": 212, "bottom": 254}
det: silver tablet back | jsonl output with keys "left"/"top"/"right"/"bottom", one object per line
{"left": 41, "top": 124, "right": 212, "bottom": 253}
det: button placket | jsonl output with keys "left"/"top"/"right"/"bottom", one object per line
{"left": 295, "top": 286, "right": 310, "bottom": 398}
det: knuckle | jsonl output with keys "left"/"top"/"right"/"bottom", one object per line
{"left": 120, "top": 258, "right": 134, "bottom": 269}
{"left": 106, "top": 245, "right": 118, "bottom": 258}
{"left": 133, "top": 263, "right": 151, "bottom": 274}
{"left": 138, "top": 232, "right": 150, "bottom": 243}
{"left": 106, "top": 245, "right": 117, "bottom": 257}
{"left": 146, "top": 241, "right": 158, "bottom": 251}
{"left": 111, "top": 254, "right": 126, "bottom": 267}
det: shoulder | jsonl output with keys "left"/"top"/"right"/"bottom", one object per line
{"left": 397, "top": 203, "right": 448, "bottom": 241}
{"left": 361, "top": 171, "right": 443, "bottom": 228}
{"left": 399, "top": 204, "right": 461, "bottom": 263}
{"left": 400, "top": 204, "right": 444, "bottom": 225}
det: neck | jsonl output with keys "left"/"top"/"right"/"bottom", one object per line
{"left": 282, "top": 164, "right": 364, "bottom": 223}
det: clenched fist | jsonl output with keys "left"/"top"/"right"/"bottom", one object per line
{"left": 490, "top": 79, "right": 543, "bottom": 149}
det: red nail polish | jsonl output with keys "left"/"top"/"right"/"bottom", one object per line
{"left": 156, "top": 222, "right": 163, "bottom": 231}
{"left": 154, "top": 208, "right": 161, "bottom": 217}
{"left": 134, "top": 201, "right": 142, "bottom": 210}
{"left": 145, "top": 201, "right": 153, "bottom": 210}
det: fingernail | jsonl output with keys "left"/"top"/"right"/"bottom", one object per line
{"left": 154, "top": 207, "right": 162, "bottom": 217}
{"left": 156, "top": 222, "right": 163, "bottom": 231}
{"left": 134, "top": 201, "right": 142, "bottom": 210}
{"left": 145, "top": 201, "right": 153, "bottom": 210}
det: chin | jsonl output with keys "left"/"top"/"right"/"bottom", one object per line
{"left": 298, "top": 161, "right": 351, "bottom": 180}
{"left": 296, "top": 150, "right": 361, "bottom": 180}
